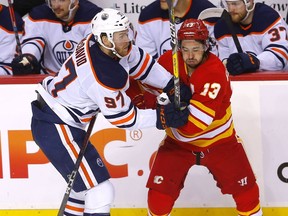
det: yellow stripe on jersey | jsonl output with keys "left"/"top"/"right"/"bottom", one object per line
{"left": 190, "top": 99, "right": 215, "bottom": 117}
{"left": 188, "top": 115, "right": 207, "bottom": 130}
{"left": 178, "top": 105, "right": 232, "bottom": 138}
{"left": 188, "top": 100, "right": 215, "bottom": 127}
{"left": 167, "top": 106, "right": 234, "bottom": 148}
{"left": 237, "top": 203, "right": 261, "bottom": 216}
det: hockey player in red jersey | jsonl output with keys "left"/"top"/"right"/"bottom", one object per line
{"left": 11, "top": 0, "right": 102, "bottom": 75}
{"left": 30, "top": 8, "right": 189, "bottom": 216}
{"left": 146, "top": 18, "right": 263, "bottom": 216}
{"left": 215, "top": 0, "right": 288, "bottom": 74}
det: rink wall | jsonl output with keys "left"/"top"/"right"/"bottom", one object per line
{"left": 0, "top": 72, "right": 288, "bottom": 215}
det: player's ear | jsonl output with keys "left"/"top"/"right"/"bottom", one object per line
{"left": 101, "top": 35, "right": 112, "bottom": 48}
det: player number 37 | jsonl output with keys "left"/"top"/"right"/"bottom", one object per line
{"left": 200, "top": 83, "right": 221, "bottom": 99}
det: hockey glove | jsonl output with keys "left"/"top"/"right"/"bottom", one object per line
{"left": 163, "top": 78, "right": 192, "bottom": 104}
{"left": 226, "top": 53, "right": 260, "bottom": 75}
{"left": 156, "top": 102, "right": 189, "bottom": 130}
{"left": 11, "top": 54, "right": 41, "bottom": 75}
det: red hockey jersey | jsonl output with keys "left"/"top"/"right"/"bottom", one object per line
{"left": 158, "top": 50, "right": 237, "bottom": 151}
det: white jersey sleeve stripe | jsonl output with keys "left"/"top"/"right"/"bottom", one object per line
{"left": 105, "top": 103, "right": 137, "bottom": 128}
{"left": 130, "top": 53, "right": 151, "bottom": 79}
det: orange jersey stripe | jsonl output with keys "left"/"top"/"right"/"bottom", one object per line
{"left": 60, "top": 125, "right": 95, "bottom": 188}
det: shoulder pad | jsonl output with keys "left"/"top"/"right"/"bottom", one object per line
{"left": 29, "top": 4, "right": 59, "bottom": 21}
{"left": 138, "top": 1, "right": 168, "bottom": 23}
{"left": 89, "top": 44, "right": 128, "bottom": 90}
{"left": 0, "top": 5, "right": 24, "bottom": 32}
{"left": 74, "top": 0, "right": 102, "bottom": 22}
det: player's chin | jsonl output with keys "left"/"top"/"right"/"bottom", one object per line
{"left": 55, "top": 13, "right": 68, "bottom": 20}
{"left": 230, "top": 14, "right": 242, "bottom": 23}
{"left": 119, "top": 44, "right": 132, "bottom": 57}
{"left": 119, "top": 49, "right": 129, "bottom": 57}
{"left": 186, "top": 60, "right": 197, "bottom": 65}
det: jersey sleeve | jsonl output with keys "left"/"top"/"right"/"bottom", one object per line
{"left": 257, "top": 17, "right": 288, "bottom": 70}
{"left": 21, "top": 15, "right": 46, "bottom": 60}
{"left": 128, "top": 45, "right": 173, "bottom": 89}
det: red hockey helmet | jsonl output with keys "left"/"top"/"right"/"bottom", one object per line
{"left": 177, "top": 18, "right": 209, "bottom": 41}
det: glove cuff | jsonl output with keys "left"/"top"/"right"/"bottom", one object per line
{"left": 156, "top": 106, "right": 167, "bottom": 129}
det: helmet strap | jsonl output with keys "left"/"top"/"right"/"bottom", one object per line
{"left": 241, "top": 1, "right": 255, "bottom": 23}
{"left": 97, "top": 34, "right": 124, "bottom": 59}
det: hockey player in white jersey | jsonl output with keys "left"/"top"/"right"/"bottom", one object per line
{"left": 30, "top": 8, "right": 189, "bottom": 216}
{"left": 11, "top": 0, "right": 102, "bottom": 75}
{"left": 214, "top": 0, "right": 288, "bottom": 74}
{"left": 0, "top": 4, "right": 24, "bottom": 75}
{"left": 135, "top": 0, "right": 218, "bottom": 59}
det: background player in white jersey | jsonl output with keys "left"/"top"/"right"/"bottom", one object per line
{"left": 11, "top": 0, "right": 102, "bottom": 75}
{"left": 135, "top": 0, "right": 218, "bottom": 59}
{"left": 146, "top": 18, "right": 262, "bottom": 216}
{"left": 0, "top": 4, "right": 24, "bottom": 75}
{"left": 30, "top": 8, "right": 189, "bottom": 216}
{"left": 214, "top": 0, "right": 288, "bottom": 75}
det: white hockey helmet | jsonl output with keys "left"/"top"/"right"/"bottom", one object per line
{"left": 91, "top": 8, "right": 133, "bottom": 58}
{"left": 221, "top": 0, "right": 254, "bottom": 13}
{"left": 46, "top": 0, "right": 79, "bottom": 22}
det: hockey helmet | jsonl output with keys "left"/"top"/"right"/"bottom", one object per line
{"left": 91, "top": 8, "right": 133, "bottom": 58}
{"left": 177, "top": 18, "right": 209, "bottom": 41}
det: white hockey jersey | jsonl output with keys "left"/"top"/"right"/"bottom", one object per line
{"left": 38, "top": 34, "right": 173, "bottom": 129}
{"left": 21, "top": 0, "right": 102, "bottom": 75}
{"left": 214, "top": 3, "right": 288, "bottom": 71}
{"left": 0, "top": 4, "right": 24, "bottom": 75}
{"left": 135, "top": 0, "right": 218, "bottom": 59}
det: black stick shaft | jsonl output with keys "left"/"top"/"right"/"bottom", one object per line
{"left": 7, "top": 0, "right": 22, "bottom": 55}
{"left": 57, "top": 115, "right": 97, "bottom": 216}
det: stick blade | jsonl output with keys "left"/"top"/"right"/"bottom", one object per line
{"left": 198, "top": 8, "right": 224, "bottom": 20}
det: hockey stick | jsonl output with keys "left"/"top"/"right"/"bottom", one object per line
{"left": 166, "top": 0, "right": 180, "bottom": 109}
{"left": 57, "top": 114, "right": 97, "bottom": 216}
{"left": 198, "top": 8, "right": 224, "bottom": 20}
{"left": 7, "top": 0, "right": 22, "bottom": 55}
{"left": 198, "top": 8, "right": 243, "bottom": 53}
